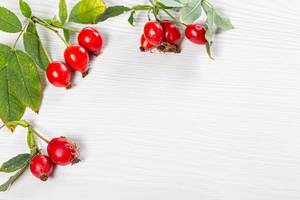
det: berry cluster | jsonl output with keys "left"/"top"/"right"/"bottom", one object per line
{"left": 46, "top": 27, "right": 103, "bottom": 89}
{"left": 0, "top": 120, "right": 79, "bottom": 183}
{"left": 140, "top": 20, "right": 208, "bottom": 53}
{"left": 30, "top": 137, "right": 79, "bottom": 181}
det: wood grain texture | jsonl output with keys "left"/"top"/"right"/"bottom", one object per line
{"left": 1, "top": 0, "right": 300, "bottom": 199}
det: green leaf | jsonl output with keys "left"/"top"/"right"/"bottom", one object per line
{"left": 0, "top": 165, "right": 27, "bottom": 192}
{"left": 63, "top": 29, "right": 71, "bottom": 43}
{"left": 202, "top": 0, "right": 214, "bottom": 42}
{"left": 27, "top": 127, "right": 39, "bottom": 155}
{"left": 0, "top": 44, "right": 25, "bottom": 123}
{"left": 0, "top": 7, "right": 22, "bottom": 33}
{"left": 180, "top": 0, "right": 202, "bottom": 24}
{"left": 19, "top": 0, "right": 32, "bottom": 18}
{"left": 0, "top": 153, "right": 30, "bottom": 173}
{"left": 157, "top": 0, "right": 184, "bottom": 7}
{"left": 59, "top": 0, "right": 68, "bottom": 24}
{"left": 128, "top": 11, "right": 135, "bottom": 26}
{"left": 205, "top": 42, "right": 214, "bottom": 59}
{"left": 69, "top": 0, "right": 106, "bottom": 24}
{"left": 95, "top": 6, "right": 131, "bottom": 23}
{"left": 23, "top": 22, "right": 50, "bottom": 71}
{"left": 7, "top": 50, "right": 42, "bottom": 111}
{"left": 214, "top": 8, "right": 234, "bottom": 30}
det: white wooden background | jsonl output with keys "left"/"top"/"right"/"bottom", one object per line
{"left": 1, "top": 0, "right": 300, "bottom": 199}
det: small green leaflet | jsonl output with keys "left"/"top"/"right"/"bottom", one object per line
{"left": 202, "top": 0, "right": 233, "bottom": 31}
{"left": 19, "top": 0, "right": 32, "bottom": 18}
{"left": 0, "top": 154, "right": 30, "bottom": 173}
{"left": 179, "top": 0, "right": 202, "bottom": 24}
{"left": 23, "top": 22, "right": 51, "bottom": 71}
{"left": 96, "top": 6, "right": 131, "bottom": 23}
{"left": 27, "top": 127, "right": 39, "bottom": 155}
{"left": 0, "top": 7, "right": 22, "bottom": 33}
{"left": 0, "top": 165, "right": 27, "bottom": 192}
{"left": 128, "top": 5, "right": 151, "bottom": 26}
{"left": 59, "top": 0, "right": 68, "bottom": 24}
{"left": 202, "top": 0, "right": 214, "bottom": 42}
{"left": 202, "top": 0, "right": 215, "bottom": 59}
{"left": 69, "top": 0, "right": 106, "bottom": 24}
{"left": 128, "top": 11, "right": 136, "bottom": 26}
{"left": 214, "top": 8, "right": 234, "bottom": 30}
{"left": 205, "top": 42, "right": 214, "bottom": 60}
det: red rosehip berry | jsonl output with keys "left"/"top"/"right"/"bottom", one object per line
{"left": 160, "top": 20, "right": 181, "bottom": 45}
{"left": 185, "top": 24, "right": 207, "bottom": 45}
{"left": 140, "top": 34, "right": 154, "bottom": 52}
{"left": 143, "top": 21, "right": 164, "bottom": 46}
{"left": 78, "top": 27, "right": 103, "bottom": 56}
{"left": 64, "top": 44, "right": 89, "bottom": 77}
{"left": 47, "top": 137, "right": 80, "bottom": 166}
{"left": 46, "top": 61, "right": 72, "bottom": 89}
{"left": 30, "top": 155, "right": 54, "bottom": 181}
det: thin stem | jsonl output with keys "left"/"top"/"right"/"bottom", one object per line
{"left": 162, "top": 8, "right": 187, "bottom": 26}
{"left": 0, "top": 124, "right": 5, "bottom": 129}
{"left": 152, "top": 8, "right": 159, "bottom": 21}
{"left": 203, "top": 0, "right": 214, "bottom": 8}
{"left": 148, "top": 0, "right": 159, "bottom": 21}
{"left": 161, "top": 8, "right": 177, "bottom": 22}
{"left": 31, "top": 18, "right": 52, "bottom": 63}
{"left": 30, "top": 127, "right": 50, "bottom": 144}
{"left": 12, "top": 19, "right": 30, "bottom": 49}
{"left": 54, "top": 29, "right": 69, "bottom": 47}
{"left": 50, "top": 23, "right": 80, "bottom": 33}
{"left": 62, "top": 26, "right": 80, "bottom": 33}
{"left": 40, "top": 41, "right": 52, "bottom": 63}
{"left": 147, "top": 8, "right": 152, "bottom": 21}
{"left": 148, "top": 0, "right": 155, "bottom": 6}
{"left": 32, "top": 16, "right": 70, "bottom": 47}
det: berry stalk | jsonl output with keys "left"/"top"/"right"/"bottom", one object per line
{"left": 12, "top": 19, "right": 30, "bottom": 49}
{"left": 31, "top": 16, "right": 70, "bottom": 47}
{"left": 30, "top": 128, "right": 50, "bottom": 144}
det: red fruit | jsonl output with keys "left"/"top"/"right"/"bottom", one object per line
{"left": 143, "top": 21, "right": 163, "bottom": 46}
{"left": 160, "top": 20, "right": 181, "bottom": 45}
{"left": 30, "top": 155, "right": 54, "bottom": 181}
{"left": 64, "top": 44, "right": 89, "bottom": 77}
{"left": 47, "top": 137, "right": 80, "bottom": 166}
{"left": 46, "top": 61, "right": 72, "bottom": 89}
{"left": 140, "top": 34, "right": 154, "bottom": 51}
{"left": 78, "top": 27, "right": 103, "bottom": 56}
{"left": 185, "top": 24, "right": 207, "bottom": 45}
